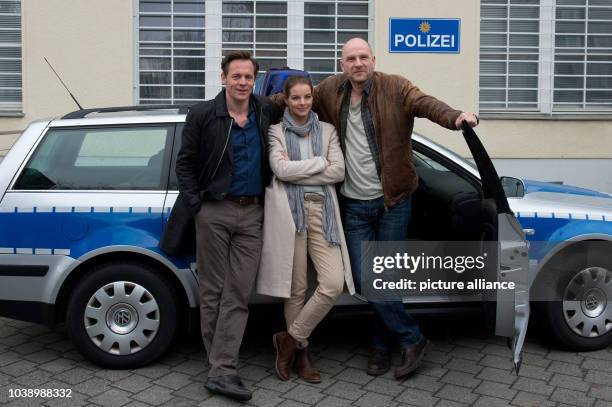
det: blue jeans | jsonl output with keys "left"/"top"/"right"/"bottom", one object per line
{"left": 341, "top": 195, "right": 423, "bottom": 349}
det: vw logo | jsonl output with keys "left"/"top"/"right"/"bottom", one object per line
{"left": 585, "top": 295, "right": 599, "bottom": 311}
{"left": 114, "top": 309, "right": 132, "bottom": 326}
{"left": 105, "top": 302, "right": 139, "bottom": 334}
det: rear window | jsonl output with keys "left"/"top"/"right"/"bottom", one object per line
{"left": 13, "top": 126, "right": 172, "bottom": 190}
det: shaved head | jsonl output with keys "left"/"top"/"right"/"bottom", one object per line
{"left": 341, "top": 38, "right": 373, "bottom": 59}
{"left": 340, "top": 37, "right": 376, "bottom": 85}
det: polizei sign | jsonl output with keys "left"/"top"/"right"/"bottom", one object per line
{"left": 389, "top": 18, "right": 460, "bottom": 53}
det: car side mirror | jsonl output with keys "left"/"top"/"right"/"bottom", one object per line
{"left": 500, "top": 176, "right": 525, "bottom": 198}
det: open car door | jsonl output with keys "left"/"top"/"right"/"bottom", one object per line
{"left": 461, "top": 122, "right": 530, "bottom": 373}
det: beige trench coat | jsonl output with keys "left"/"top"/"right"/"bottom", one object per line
{"left": 256, "top": 121, "right": 356, "bottom": 298}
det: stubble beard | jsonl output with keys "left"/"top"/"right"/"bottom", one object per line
{"left": 350, "top": 71, "right": 372, "bottom": 86}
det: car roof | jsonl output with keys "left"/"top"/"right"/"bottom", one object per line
{"left": 49, "top": 105, "right": 189, "bottom": 127}
{"left": 50, "top": 114, "right": 187, "bottom": 128}
{"left": 47, "top": 105, "right": 480, "bottom": 179}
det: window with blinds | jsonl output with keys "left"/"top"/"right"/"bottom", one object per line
{"left": 304, "top": 1, "right": 369, "bottom": 84}
{"left": 222, "top": 1, "right": 287, "bottom": 72}
{"left": 554, "top": 0, "right": 612, "bottom": 111}
{"left": 480, "top": 0, "right": 541, "bottom": 111}
{"left": 480, "top": 0, "right": 612, "bottom": 115}
{"left": 137, "top": 0, "right": 370, "bottom": 104}
{"left": 138, "top": 0, "right": 206, "bottom": 104}
{"left": 0, "top": 0, "right": 21, "bottom": 112}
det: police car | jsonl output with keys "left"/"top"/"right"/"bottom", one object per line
{"left": 0, "top": 75, "right": 609, "bottom": 369}
{"left": 412, "top": 136, "right": 612, "bottom": 353}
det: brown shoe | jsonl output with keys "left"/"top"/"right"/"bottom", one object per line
{"left": 273, "top": 332, "right": 298, "bottom": 381}
{"left": 394, "top": 338, "right": 431, "bottom": 380}
{"left": 295, "top": 348, "right": 321, "bottom": 383}
{"left": 367, "top": 348, "right": 391, "bottom": 376}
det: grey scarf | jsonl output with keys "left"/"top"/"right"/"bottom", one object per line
{"left": 283, "top": 108, "right": 340, "bottom": 246}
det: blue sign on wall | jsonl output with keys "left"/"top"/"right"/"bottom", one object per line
{"left": 389, "top": 18, "right": 460, "bottom": 53}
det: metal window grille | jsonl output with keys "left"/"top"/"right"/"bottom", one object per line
{"left": 0, "top": 0, "right": 21, "bottom": 112}
{"left": 304, "top": 0, "right": 370, "bottom": 84}
{"left": 138, "top": 0, "right": 207, "bottom": 105}
{"left": 553, "top": 0, "right": 612, "bottom": 112}
{"left": 480, "top": 0, "right": 541, "bottom": 112}
{"left": 137, "top": 0, "right": 370, "bottom": 103}
{"left": 222, "top": 1, "right": 288, "bottom": 72}
{"left": 480, "top": 0, "right": 612, "bottom": 115}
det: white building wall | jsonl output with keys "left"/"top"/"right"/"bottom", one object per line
{"left": 1, "top": 0, "right": 611, "bottom": 192}
{"left": 0, "top": 0, "right": 134, "bottom": 152}
{"left": 375, "top": 0, "right": 612, "bottom": 192}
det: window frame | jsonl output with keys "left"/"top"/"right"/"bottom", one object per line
{"left": 10, "top": 124, "right": 176, "bottom": 192}
{"left": 135, "top": 0, "right": 373, "bottom": 102}
{"left": 135, "top": 0, "right": 208, "bottom": 104}
{"left": 0, "top": 0, "right": 23, "bottom": 115}
{"left": 220, "top": 0, "right": 290, "bottom": 75}
{"left": 413, "top": 141, "right": 483, "bottom": 195}
{"left": 479, "top": 0, "right": 612, "bottom": 119}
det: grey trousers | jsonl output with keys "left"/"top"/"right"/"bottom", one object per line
{"left": 195, "top": 199, "right": 263, "bottom": 378}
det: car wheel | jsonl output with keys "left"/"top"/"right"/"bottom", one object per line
{"left": 66, "top": 261, "right": 178, "bottom": 368}
{"left": 543, "top": 248, "right": 612, "bottom": 351}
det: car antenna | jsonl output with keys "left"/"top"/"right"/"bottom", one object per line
{"left": 43, "top": 57, "right": 83, "bottom": 110}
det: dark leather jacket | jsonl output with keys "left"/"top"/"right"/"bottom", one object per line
{"left": 160, "top": 90, "right": 282, "bottom": 256}
{"left": 313, "top": 71, "right": 462, "bottom": 208}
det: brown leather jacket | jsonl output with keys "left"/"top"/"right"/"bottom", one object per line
{"left": 313, "top": 71, "right": 462, "bottom": 208}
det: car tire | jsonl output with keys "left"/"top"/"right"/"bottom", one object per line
{"left": 542, "top": 246, "right": 612, "bottom": 351}
{"left": 66, "top": 261, "right": 179, "bottom": 368}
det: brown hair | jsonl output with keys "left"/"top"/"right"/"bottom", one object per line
{"left": 221, "top": 51, "right": 259, "bottom": 76}
{"left": 284, "top": 76, "right": 314, "bottom": 97}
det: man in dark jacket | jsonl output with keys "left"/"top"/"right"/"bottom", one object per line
{"left": 163, "top": 51, "right": 280, "bottom": 401}
{"left": 313, "top": 38, "right": 479, "bottom": 380}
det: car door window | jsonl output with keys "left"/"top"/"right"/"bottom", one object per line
{"left": 14, "top": 126, "right": 173, "bottom": 191}
{"left": 413, "top": 150, "right": 451, "bottom": 172}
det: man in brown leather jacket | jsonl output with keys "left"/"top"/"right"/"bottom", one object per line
{"left": 313, "top": 37, "right": 479, "bottom": 380}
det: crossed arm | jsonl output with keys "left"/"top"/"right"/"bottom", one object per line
{"left": 268, "top": 125, "right": 345, "bottom": 186}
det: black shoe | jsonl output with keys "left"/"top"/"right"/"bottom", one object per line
{"left": 205, "top": 374, "right": 252, "bottom": 401}
{"left": 367, "top": 347, "right": 391, "bottom": 376}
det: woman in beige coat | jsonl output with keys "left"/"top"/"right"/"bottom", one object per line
{"left": 257, "top": 76, "right": 355, "bottom": 383}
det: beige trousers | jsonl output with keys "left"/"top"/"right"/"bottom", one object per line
{"left": 285, "top": 196, "right": 345, "bottom": 347}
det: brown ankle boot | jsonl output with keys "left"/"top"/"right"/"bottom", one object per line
{"left": 295, "top": 348, "right": 321, "bottom": 383}
{"left": 273, "top": 332, "right": 298, "bottom": 381}
{"left": 394, "top": 337, "right": 431, "bottom": 380}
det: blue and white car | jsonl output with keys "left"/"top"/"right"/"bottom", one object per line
{"left": 509, "top": 179, "right": 612, "bottom": 350}
{"left": 412, "top": 135, "right": 612, "bottom": 351}
{"left": 412, "top": 135, "right": 612, "bottom": 353}
{"left": 0, "top": 90, "right": 609, "bottom": 369}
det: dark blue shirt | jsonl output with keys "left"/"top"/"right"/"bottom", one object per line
{"left": 228, "top": 109, "right": 263, "bottom": 196}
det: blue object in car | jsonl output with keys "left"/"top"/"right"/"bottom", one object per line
{"left": 255, "top": 67, "right": 311, "bottom": 97}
